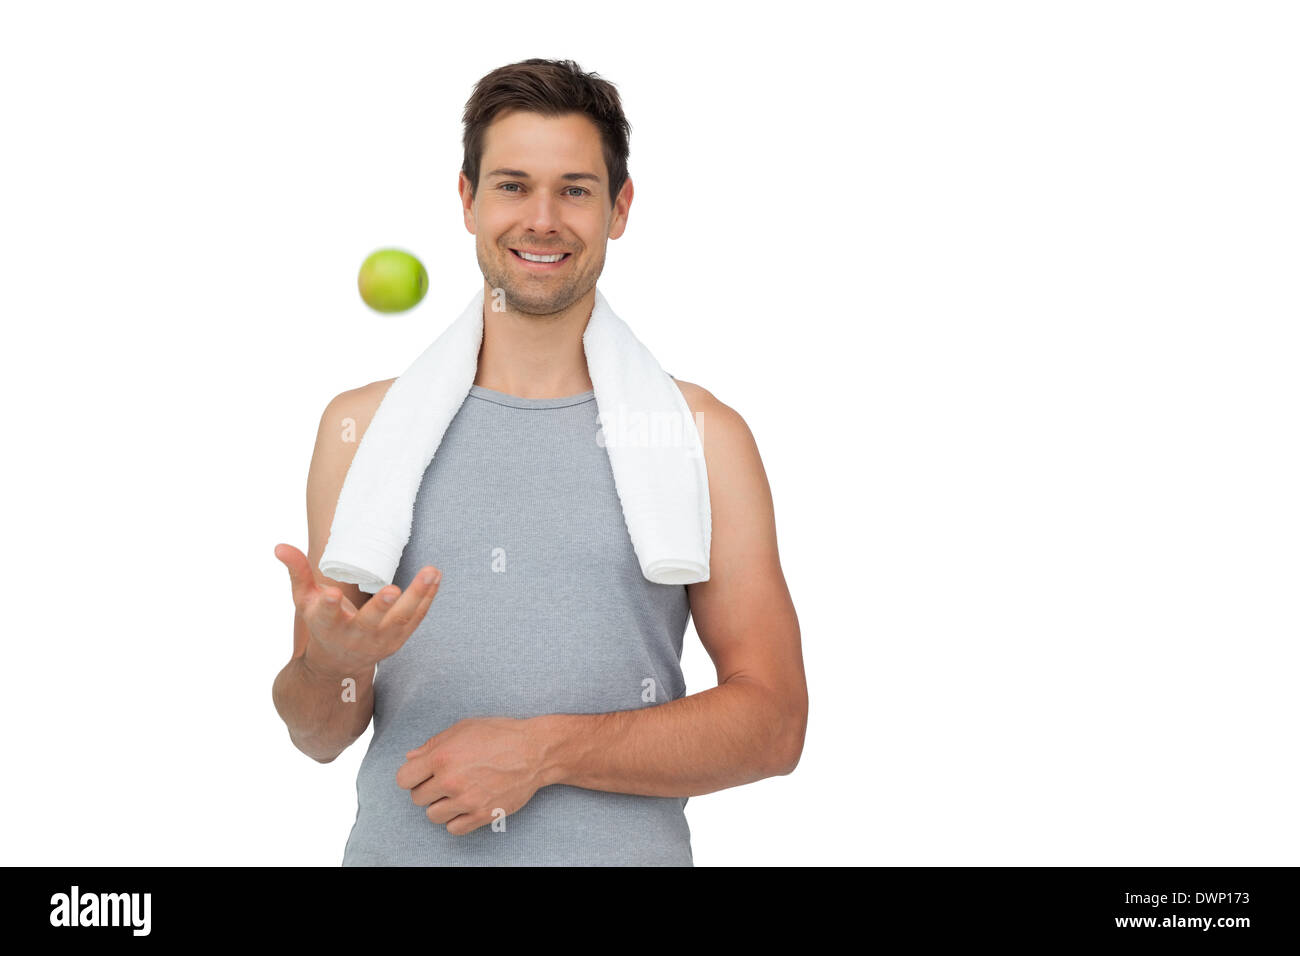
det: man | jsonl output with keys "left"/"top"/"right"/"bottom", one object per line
{"left": 272, "top": 58, "right": 807, "bottom": 866}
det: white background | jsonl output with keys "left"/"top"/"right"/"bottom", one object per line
{"left": 1, "top": 1, "right": 1295, "bottom": 866}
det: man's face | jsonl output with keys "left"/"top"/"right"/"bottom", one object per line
{"left": 460, "top": 109, "right": 630, "bottom": 316}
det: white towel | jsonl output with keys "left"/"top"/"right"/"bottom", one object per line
{"left": 318, "top": 285, "right": 711, "bottom": 593}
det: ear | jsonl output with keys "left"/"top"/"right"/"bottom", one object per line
{"left": 608, "top": 174, "right": 633, "bottom": 240}
{"left": 458, "top": 171, "right": 477, "bottom": 235}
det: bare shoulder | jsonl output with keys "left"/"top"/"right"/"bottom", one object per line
{"left": 669, "top": 376, "right": 776, "bottom": 552}
{"left": 309, "top": 374, "right": 398, "bottom": 526}
{"left": 669, "top": 377, "right": 727, "bottom": 421}
{"left": 669, "top": 377, "right": 713, "bottom": 414}
{"left": 304, "top": 377, "right": 398, "bottom": 605}
{"left": 318, "top": 376, "right": 398, "bottom": 439}
{"left": 670, "top": 377, "right": 763, "bottom": 473}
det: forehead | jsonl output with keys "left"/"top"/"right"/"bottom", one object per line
{"left": 481, "top": 110, "right": 604, "bottom": 174}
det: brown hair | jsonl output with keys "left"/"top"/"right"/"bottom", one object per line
{"left": 461, "top": 58, "right": 631, "bottom": 207}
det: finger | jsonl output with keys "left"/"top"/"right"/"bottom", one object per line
{"left": 309, "top": 583, "right": 347, "bottom": 630}
{"left": 411, "top": 778, "right": 450, "bottom": 808}
{"left": 274, "top": 543, "right": 317, "bottom": 609}
{"left": 353, "top": 582, "right": 403, "bottom": 631}
{"left": 405, "top": 737, "right": 434, "bottom": 759}
{"left": 395, "top": 750, "right": 437, "bottom": 790}
{"left": 405, "top": 721, "right": 451, "bottom": 759}
{"left": 446, "top": 810, "right": 493, "bottom": 836}
{"left": 396, "top": 574, "right": 443, "bottom": 641}
{"left": 426, "top": 797, "right": 466, "bottom": 825}
{"left": 379, "top": 566, "right": 442, "bottom": 637}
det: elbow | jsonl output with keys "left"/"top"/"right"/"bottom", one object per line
{"left": 770, "top": 701, "right": 808, "bottom": 777}
{"left": 309, "top": 744, "right": 339, "bottom": 764}
{"left": 287, "top": 727, "right": 341, "bottom": 764}
{"left": 772, "top": 730, "right": 805, "bottom": 777}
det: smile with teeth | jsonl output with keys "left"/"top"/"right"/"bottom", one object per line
{"left": 511, "top": 248, "right": 571, "bottom": 263}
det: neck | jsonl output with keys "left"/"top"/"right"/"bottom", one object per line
{"left": 473, "top": 281, "right": 596, "bottom": 399}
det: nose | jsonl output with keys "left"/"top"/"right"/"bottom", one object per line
{"left": 520, "top": 188, "right": 562, "bottom": 234}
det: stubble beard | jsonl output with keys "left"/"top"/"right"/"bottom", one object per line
{"left": 477, "top": 240, "right": 601, "bottom": 318}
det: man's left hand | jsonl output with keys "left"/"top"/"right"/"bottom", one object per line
{"left": 397, "top": 716, "right": 552, "bottom": 835}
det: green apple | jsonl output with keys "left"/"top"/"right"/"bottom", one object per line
{"left": 357, "top": 248, "right": 428, "bottom": 313}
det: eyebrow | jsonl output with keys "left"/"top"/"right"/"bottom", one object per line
{"left": 485, "top": 167, "right": 602, "bottom": 184}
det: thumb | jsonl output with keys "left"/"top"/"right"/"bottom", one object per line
{"left": 274, "top": 543, "right": 315, "bottom": 606}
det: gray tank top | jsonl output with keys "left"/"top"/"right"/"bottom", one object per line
{"left": 341, "top": 383, "right": 694, "bottom": 866}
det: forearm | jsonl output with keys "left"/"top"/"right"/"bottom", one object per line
{"left": 532, "top": 676, "right": 799, "bottom": 798}
{"left": 272, "top": 653, "right": 375, "bottom": 763}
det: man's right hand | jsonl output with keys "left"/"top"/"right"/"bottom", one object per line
{"left": 274, "top": 543, "right": 442, "bottom": 681}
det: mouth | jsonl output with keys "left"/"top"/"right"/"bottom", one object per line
{"left": 510, "top": 248, "right": 572, "bottom": 270}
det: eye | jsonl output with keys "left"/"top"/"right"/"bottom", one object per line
{"left": 498, "top": 183, "right": 590, "bottom": 197}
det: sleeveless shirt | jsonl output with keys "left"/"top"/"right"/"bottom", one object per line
{"left": 341, "top": 383, "right": 694, "bottom": 866}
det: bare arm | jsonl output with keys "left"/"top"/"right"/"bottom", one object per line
{"left": 531, "top": 382, "right": 807, "bottom": 796}
{"left": 272, "top": 636, "right": 376, "bottom": 764}
{"left": 272, "top": 381, "right": 392, "bottom": 763}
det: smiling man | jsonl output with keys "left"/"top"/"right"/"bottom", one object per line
{"left": 272, "top": 58, "right": 807, "bottom": 866}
